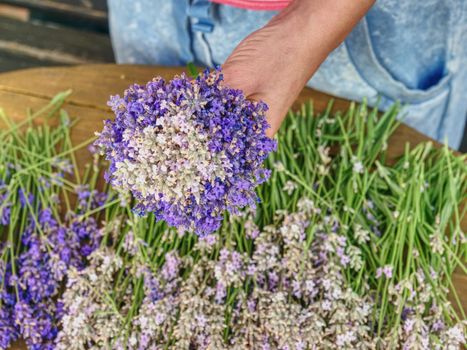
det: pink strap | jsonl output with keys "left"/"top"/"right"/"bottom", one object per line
{"left": 210, "top": 0, "right": 290, "bottom": 10}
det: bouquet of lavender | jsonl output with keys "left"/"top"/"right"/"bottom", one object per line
{"left": 95, "top": 68, "right": 276, "bottom": 235}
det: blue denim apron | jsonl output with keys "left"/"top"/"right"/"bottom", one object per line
{"left": 108, "top": 0, "right": 466, "bottom": 149}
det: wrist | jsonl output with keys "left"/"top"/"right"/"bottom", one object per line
{"left": 268, "top": 0, "right": 375, "bottom": 79}
{"left": 277, "top": 0, "right": 375, "bottom": 50}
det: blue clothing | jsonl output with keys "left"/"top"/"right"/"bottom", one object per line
{"left": 108, "top": 0, "right": 467, "bottom": 149}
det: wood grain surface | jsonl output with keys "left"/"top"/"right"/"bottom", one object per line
{"left": 0, "top": 15, "right": 113, "bottom": 73}
{"left": 0, "top": 64, "right": 464, "bottom": 349}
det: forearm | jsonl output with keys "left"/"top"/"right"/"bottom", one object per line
{"left": 270, "top": 0, "right": 375, "bottom": 91}
{"left": 222, "top": 0, "right": 375, "bottom": 136}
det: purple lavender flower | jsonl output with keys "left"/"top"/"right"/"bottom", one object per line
{"left": 432, "top": 319, "right": 445, "bottom": 332}
{"left": 14, "top": 300, "right": 57, "bottom": 349}
{"left": 51, "top": 158, "right": 73, "bottom": 175}
{"left": 75, "top": 185, "right": 108, "bottom": 209}
{"left": 95, "top": 68, "right": 276, "bottom": 235}
{"left": 142, "top": 268, "right": 161, "bottom": 302}
{"left": 0, "top": 304, "right": 18, "bottom": 349}
{"left": 376, "top": 265, "right": 393, "bottom": 279}
{"left": 0, "top": 260, "right": 18, "bottom": 349}
{"left": 1, "top": 208, "right": 102, "bottom": 349}
{"left": 336, "top": 246, "right": 350, "bottom": 267}
{"left": 215, "top": 282, "right": 227, "bottom": 303}
{"left": 0, "top": 205, "right": 10, "bottom": 226}
{"left": 161, "top": 252, "right": 180, "bottom": 281}
{"left": 0, "top": 194, "right": 11, "bottom": 226}
{"left": 18, "top": 189, "right": 34, "bottom": 209}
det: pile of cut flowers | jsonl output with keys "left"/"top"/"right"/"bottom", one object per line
{"left": 0, "top": 70, "right": 466, "bottom": 350}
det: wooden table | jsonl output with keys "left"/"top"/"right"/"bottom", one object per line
{"left": 0, "top": 64, "right": 465, "bottom": 349}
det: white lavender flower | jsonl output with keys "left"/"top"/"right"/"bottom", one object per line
{"left": 282, "top": 181, "right": 298, "bottom": 195}
{"left": 56, "top": 249, "right": 125, "bottom": 350}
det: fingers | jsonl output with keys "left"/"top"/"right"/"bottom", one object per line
{"left": 222, "top": 63, "right": 282, "bottom": 139}
{"left": 221, "top": 63, "right": 258, "bottom": 98}
{"left": 220, "top": 24, "right": 293, "bottom": 139}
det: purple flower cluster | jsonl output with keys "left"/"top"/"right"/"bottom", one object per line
{"left": 0, "top": 199, "right": 103, "bottom": 349}
{"left": 0, "top": 182, "right": 11, "bottom": 226}
{"left": 0, "top": 257, "right": 19, "bottom": 349}
{"left": 75, "top": 184, "right": 108, "bottom": 211}
{"left": 95, "top": 68, "right": 276, "bottom": 235}
{"left": 0, "top": 200, "right": 10, "bottom": 226}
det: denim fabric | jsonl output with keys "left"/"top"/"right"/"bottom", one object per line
{"left": 108, "top": 0, "right": 467, "bottom": 148}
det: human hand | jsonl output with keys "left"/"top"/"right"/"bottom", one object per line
{"left": 222, "top": 0, "right": 374, "bottom": 138}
